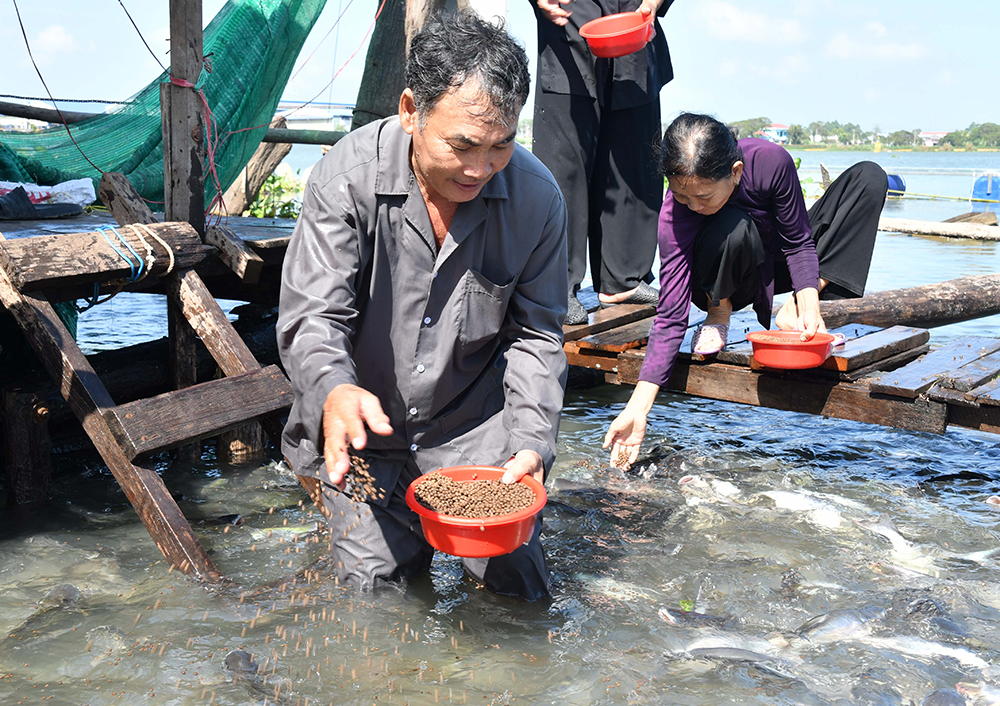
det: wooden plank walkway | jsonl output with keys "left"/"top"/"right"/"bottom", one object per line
{"left": 565, "top": 287, "right": 1000, "bottom": 438}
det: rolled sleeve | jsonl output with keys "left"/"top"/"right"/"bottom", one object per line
{"left": 277, "top": 175, "right": 366, "bottom": 451}
{"left": 501, "top": 189, "right": 569, "bottom": 472}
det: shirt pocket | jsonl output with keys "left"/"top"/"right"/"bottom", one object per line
{"left": 457, "top": 269, "right": 515, "bottom": 352}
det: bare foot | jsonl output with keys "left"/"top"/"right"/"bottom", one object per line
{"left": 598, "top": 285, "right": 639, "bottom": 305}
{"left": 775, "top": 296, "right": 798, "bottom": 330}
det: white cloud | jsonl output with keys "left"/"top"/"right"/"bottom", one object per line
{"left": 35, "top": 25, "right": 77, "bottom": 53}
{"left": 936, "top": 69, "right": 955, "bottom": 86}
{"left": 866, "top": 21, "right": 888, "bottom": 38}
{"left": 825, "top": 23, "right": 927, "bottom": 60}
{"left": 717, "top": 53, "right": 811, "bottom": 85}
{"left": 693, "top": 1, "right": 806, "bottom": 45}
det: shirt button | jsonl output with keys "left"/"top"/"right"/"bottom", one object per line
{"left": 423, "top": 317, "right": 432, "bottom": 325}
{"left": 410, "top": 443, "right": 418, "bottom": 452}
{"left": 408, "top": 407, "right": 418, "bottom": 415}
{"left": 416, "top": 364, "right": 425, "bottom": 373}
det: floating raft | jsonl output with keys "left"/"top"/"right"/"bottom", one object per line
{"left": 564, "top": 288, "right": 1000, "bottom": 437}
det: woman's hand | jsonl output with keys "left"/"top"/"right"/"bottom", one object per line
{"left": 536, "top": 0, "right": 572, "bottom": 25}
{"left": 602, "top": 381, "right": 660, "bottom": 470}
{"left": 791, "top": 287, "right": 827, "bottom": 340}
{"left": 637, "top": 0, "right": 665, "bottom": 18}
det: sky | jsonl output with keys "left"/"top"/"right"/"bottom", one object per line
{"left": 0, "top": 0, "right": 996, "bottom": 135}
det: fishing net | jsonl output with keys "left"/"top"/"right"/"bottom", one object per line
{"left": 0, "top": 0, "right": 327, "bottom": 210}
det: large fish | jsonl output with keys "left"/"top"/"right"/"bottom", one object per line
{"left": 791, "top": 606, "right": 886, "bottom": 645}
{"left": 957, "top": 681, "right": 1000, "bottom": 706}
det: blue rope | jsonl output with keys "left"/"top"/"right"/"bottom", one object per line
{"left": 95, "top": 225, "right": 145, "bottom": 282}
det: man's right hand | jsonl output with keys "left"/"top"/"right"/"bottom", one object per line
{"left": 322, "top": 383, "right": 393, "bottom": 488}
{"left": 536, "top": 0, "right": 572, "bottom": 25}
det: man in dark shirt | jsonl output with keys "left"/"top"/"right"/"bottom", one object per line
{"left": 531, "top": 0, "right": 675, "bottom": 323}
{"left": 277, "top": 12, "right": 568, "bottom": 600}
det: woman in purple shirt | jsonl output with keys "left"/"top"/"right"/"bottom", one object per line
{"left": 604, "top": 113, "right": 887, "bottom": 468}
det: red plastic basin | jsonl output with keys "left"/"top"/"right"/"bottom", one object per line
{"left": 579, "top": 12, "right": 654, "bottom": 59}
{"left": 747, "top": 330, "right": 836, "bottom": 370}
{"left": 405, "top": 466, "right": 547, "bottom": 558}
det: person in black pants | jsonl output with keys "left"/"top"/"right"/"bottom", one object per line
{"left": 531, "top": 0, "right": 674, "bottom": 324}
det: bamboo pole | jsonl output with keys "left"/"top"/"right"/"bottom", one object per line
{"left": 878, "top": 217, "right": 1000, "bottom": 241}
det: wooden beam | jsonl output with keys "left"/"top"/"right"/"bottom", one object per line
{"left": 868, "top": 337, "right": 1000, "bottom": 399}
{"left": 261, "top": 127, "right": 346, "bottom": 146}
{"left": 204, "top": 225, "right": 264, "bottom": 284}
{"left": 616, "top": 350, "right": 948, "bottom": 434}
{"left": 0, "top": 265, "right": 218, "bottom": 580}
{"left": 563, "top": 304, "right": 655, "bottom": 342}
{"left": 879, "top": 216, "right": 1000, "bottom": 241}
{"left": 105, "top": 366, "right": 290, "bottom": 460}
{"left": 0, "top": 223, "right": 206, "bottom": 292}
{"left": 98, "top": 172, "right": 159, "bottom": 226}
{"left": 3, "top": 387, "right": 51, "bottom": 506}
{"left": 821, "top": 274, "right": 1000, "bottom": 329}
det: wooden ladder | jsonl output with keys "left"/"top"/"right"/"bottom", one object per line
{"left": 0, "top": 208, "right": 290, "bottom": 582}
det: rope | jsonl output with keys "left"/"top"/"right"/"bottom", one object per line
{"left": 96, "top": 225, "right": 146, "bottom": 283}
{"left": 133, "top": 223, "right": 176, "bottom": 275}
{"left": 117, "top": 0, "right": 168, "bottom": 73}
{"left": 0, "top": 93, "right": 125, "bottom": 104}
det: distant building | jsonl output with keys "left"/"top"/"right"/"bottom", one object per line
{"left": 758, "top": 123, "right": 789, "bottom": 144}
{"left": 919, "top": 131, "right": 950, "bottom": 147}
{"left": 276, "top": 101, "right": 354, "bottom": 132}
{"left": 0, "top": 115, "right": 46, "bottom": 132}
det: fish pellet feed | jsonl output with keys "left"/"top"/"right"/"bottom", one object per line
{"left": 414, "top": 473, "right": 535, "bottom": 518}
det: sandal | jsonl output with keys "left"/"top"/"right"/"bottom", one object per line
{"left": 691, "top": 323, "right": 729, "bottom": 357}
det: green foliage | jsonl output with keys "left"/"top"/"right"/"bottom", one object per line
{"left": 941, "top": 122, "right": 1000, "bottom": 148}
{"left": 788, "top": 124, "right": 807, "bottom": 145}
{"left": 679, "top": 599, "right": 695, "bottom": 612}
{"left": 247, "top": 172, "right": 303, "bottom": 219}
{"left": 728, "top": 117, "right": 771, "bottom": 140}
{"left": 885, "top": 130, "right": 916, "bottom": 147}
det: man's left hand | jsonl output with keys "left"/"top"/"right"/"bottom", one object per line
{"left": 502, "top": 450, "right": 544, "bottom": 484}
{"left": 637, "top": 0, "right": 664, "bottom": 18}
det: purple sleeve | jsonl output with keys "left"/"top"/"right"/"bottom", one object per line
{"left": 762, "top": 146, "right": 819, "bottom": 293}
{"left": 638, "top": 192, "right": 703, "bottom": 387}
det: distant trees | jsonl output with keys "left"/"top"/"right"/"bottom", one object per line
{"left": 940, "top": 123, "right": 1000, "bottom": 148}
{"left": 728, "top": 117, "right": 771, "bottom": 140}
{"left": 787, "top": 124, "right": 807, "bottom": 145}
{"left": 885, "top": 130, "right": 917, "bottom": 147}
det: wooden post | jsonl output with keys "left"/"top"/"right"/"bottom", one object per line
{"left": 2, "top": 387, "right": 52, "bottom": 506}
{"left": 217, "top": 116, "right": 292, "bottom": 216}
{"left": 352, "top": 0, "right": 408, "bottom": 130}
{"left": 163, "top": 0, "right": 206, "bottom": 462}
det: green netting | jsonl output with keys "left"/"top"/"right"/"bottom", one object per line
{"left": 0, "top": 0, "right": 327, "bottom": 209}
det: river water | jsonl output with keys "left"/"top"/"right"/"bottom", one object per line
{"left": 3, "top": 151, "right": 1000, "bottom": 705}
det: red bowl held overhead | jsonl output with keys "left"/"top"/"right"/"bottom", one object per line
{"left": 579, "top": 12, "right": 654, "bottom": 59}
{"left": 747, "top": 330, "right": 836, "bottom": 370}
{"left": 405, "top": 466, "right": 547, "bottom": 558}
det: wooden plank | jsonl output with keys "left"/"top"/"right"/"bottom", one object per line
{"left": 944, "top": 212, "right": 998, "bottom": 225}
{"left": 564, "top": 342, "right": 619, "bottom": 374}
{"left": 164, "top": 268, "right": 286, "bottom": 444}
{"left": 563, "top": 303, "right": 654, "bottom": 342}
{"left": 821, "top": 326, "right": 930, "bottom": 372}
{"left": 98, "top": 172, "right": 159, "bottom": 226}
{"left": 836, "top": 344, "right": 929, "bottom": 382}
{"left": 878, "top": 217, "right": 1000, "bottom": 241}
{"left": 868, "top": 337, "right": 1000, "bottom": 399}
{"left": 105, "top": 366, "right": 291, "bottom": 460}
{"left": 928, "top": 385, "right": 980, "bottom": 408}
{"left": 616, "top": 349, "right": 948, "bottom": 434}
{"left": 576, "top": 317, "right": 653, "bottom": 352}
{"left": 204, "top": 224, "right": 264, "bottom": 284}
{"left": 947, "top": 403, "right": 1000, "bottom": 436}
{"left": 967, "top": 376, "right": 1000, "bottom": 406}
{"left": 0, "top": 265, "right": 218, "bottom": 579}
{"left": 938, "top": 351, "right": 1000, "bottom": 392}
{"left": 0, "top": 223, "right": 207, "bottom": 291}
{"left": 3, "top": 387, "right": 51, "bottom": 506}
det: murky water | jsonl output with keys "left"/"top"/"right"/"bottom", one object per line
{"left": 4, "top": 153, "right": 1000, "bottom": 705}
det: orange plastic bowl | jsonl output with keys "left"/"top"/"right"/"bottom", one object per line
{"left": 747, "top": 330, "right": 836, "bottom": 370}
{"left": 579, "top": 12, "right": 654, "bottom": 58}
{"left": 405, "top": 466, "right": 547, "bottom": 558}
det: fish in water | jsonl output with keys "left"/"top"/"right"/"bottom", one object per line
{"left": 0, "top": 584, "right": 83, "bottom": 650}
{"left": 678, "top": 474, "right": 742, "bottom": 505}
{"left": 860, "top": 635, "right": 990, "bottom": 670}
{"left": 957, "top": 681, "right": 1000, "bottom": 706}
{"left": 579, "top": 575, "right": 665, "bottom": 603}
{"left": 657, "top": 606, "right": 731, "bottom": 629}
{"left": 224, "top": 649, "right": 294, "bottom": 705}
{"left": 758, "top": 490, "right": 854, "bottom": 530}
{"left": 674, "top": 632, "right": 787, "bottom": 664}
{"left": 791, "top": 606, "right": 886, "bottom": 646}
{"left": 859, "top": 516, "right": 1000, "bottom": 576}
{"left": 921, "top": 688, "right": 968, "bottom": 706}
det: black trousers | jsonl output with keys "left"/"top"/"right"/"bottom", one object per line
{"left": 532, "top": 92, "right": 662, "bottom": 296}
{"left": 693, "top": 161, "right": 888, "bottom": 314}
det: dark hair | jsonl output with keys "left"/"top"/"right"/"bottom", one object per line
{"left": 660, "top": 113, "right": 744, "bottom": 181}
{"left": 406, "top": 11, "right": 530, "bottom": 128}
